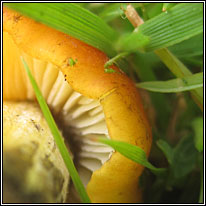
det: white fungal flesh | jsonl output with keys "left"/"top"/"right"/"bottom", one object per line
{"left": 20, "top": 52, "right": 114, "bottom": 187}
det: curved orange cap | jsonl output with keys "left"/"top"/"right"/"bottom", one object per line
{"left": 3, "top": 7, "right": 152, "bottom": 203}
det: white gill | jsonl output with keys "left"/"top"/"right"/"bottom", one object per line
{"left": 21, "top": 52, "right": 114, "bottom": 187}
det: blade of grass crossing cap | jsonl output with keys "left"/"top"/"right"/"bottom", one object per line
{"left": 21, "top": 57, "right": 91, "bottom": 203}
{"left": 97, "top": 137, "right": 167, "bottom": 175}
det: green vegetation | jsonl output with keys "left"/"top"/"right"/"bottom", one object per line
{"left": 6, "top": 3, "right": 203, "bottom": 203}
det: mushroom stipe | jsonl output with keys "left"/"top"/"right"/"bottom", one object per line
{"left": 3, "top": 7, "right": 152, "bottom": 203}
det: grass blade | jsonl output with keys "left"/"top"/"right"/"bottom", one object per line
{"left": 172, "top": 136, "right": 198, "bottom": 178}
{"left": 97, "top": 138, "right": 167, "bottom": 175}
{"left": 136, "top": 72, "right": 203, "bottom": 93}
{"left": 104, "top": 51, "right": 129, "bottom": 69}
{"left": 99, "top": 3, "right": 126, "bottom": 22}
{"left": 4, "top": 3, "right": 118, "bottom": 57}
{"left": 118, "top": 3, "right": 203, "bottom": 52}
{"left": 168, "top": 34, "right": 203, "bottom": 58}
{"left": 198, "top": 154, "right": 203, "bottom": 203}
{"left": 155, "top": 48, "right": 203, "bottom": 110}
{"left": 141, "top": 3, "right": 203, "bottom": 51}
{"left": 191, "top": 117, "right": 203, "bottom": 152}
{"left": 21, "top": 57, "right": 91, "bottom": 203}
{"left": 162, "top": 3, "right": 176, "bottom": 12}
{"left": 116, "top": 29, "right": 150, "bottom": 52}
{"left": 156, "top": 139, "right": 173, "bottom": 164}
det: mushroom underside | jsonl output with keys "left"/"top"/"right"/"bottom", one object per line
{"left": 3, "top": 31, "right": 114, "bottom": 201}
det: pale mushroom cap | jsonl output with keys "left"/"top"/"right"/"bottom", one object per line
{"left": 3, "top": 7, "right": 152, "bottom": 203}
{"left": 3, "top": 101, "right": 70, "bottom": 203}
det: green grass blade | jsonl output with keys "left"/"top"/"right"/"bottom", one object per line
{"left": 169, "top": 34, "right": 203, "bottom": 58}
{"left": 156, "top": 140, "right": 173, "bottom": 164}
{"left": 141, "top": 3, "right": 203, "bottom": 51}
{"left": 5, "top": 3, "right": 118, "bottom": 57}
{"left": 136, "top": 72, "right": 203, "bottom": 93}
{"left": 116, "top": 29, "right": 150, "bottom": 52}
{"left": 172, "top": 136, "right": 198, "bottom": 178}
{"left": 162, "top": 3, "right": 177, "bottom": 12}
{"left": 198, "top": 154, "right": 203, "bottom": 203}
{"left": 143, "top": 3, "right": 164, "bottom": 19}
{"left": 118, "top": 3, "right": 203, "bottom": 52}
{"left": 104, "top": 51, "right": 129, "bottom": 69}
{"left": 155, "top": 48, "right": 203, "bottom": 110}
{"left": 97, "top": 138, "right": 167, "bottom": 175}
{"left": 21, "top": 57, "right": 91, "bottom": 203}
{"left": 191, "top": 117, "right": 203, "bottom": 152}
{"left": 99, "top": 3, "right": 126, "bottom": 22}
{"left": 157, "top": 136, "right": 198, "bottom": 179}
{"left": 155, "top": 48, "right": 192, "bottom": 77}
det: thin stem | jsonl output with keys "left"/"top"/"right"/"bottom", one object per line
{"left": 125, "top": 4, "right": 144, "bottom": 27}
{"left": 104, "top": 51, "right": 129, "bottom": 68}
{"left": 155, "top": 48, "right": 203, "bottom": 111}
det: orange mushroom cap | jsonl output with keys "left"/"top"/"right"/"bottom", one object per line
{"left": 3, "top": 7, "right": 152, "bottom": 203}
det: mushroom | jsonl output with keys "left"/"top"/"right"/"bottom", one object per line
{"left": 3, "top": 101, "right": 71, "bottom": 203}
{"left": 3, "top": 7, "right": 152, "bottom": 203}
